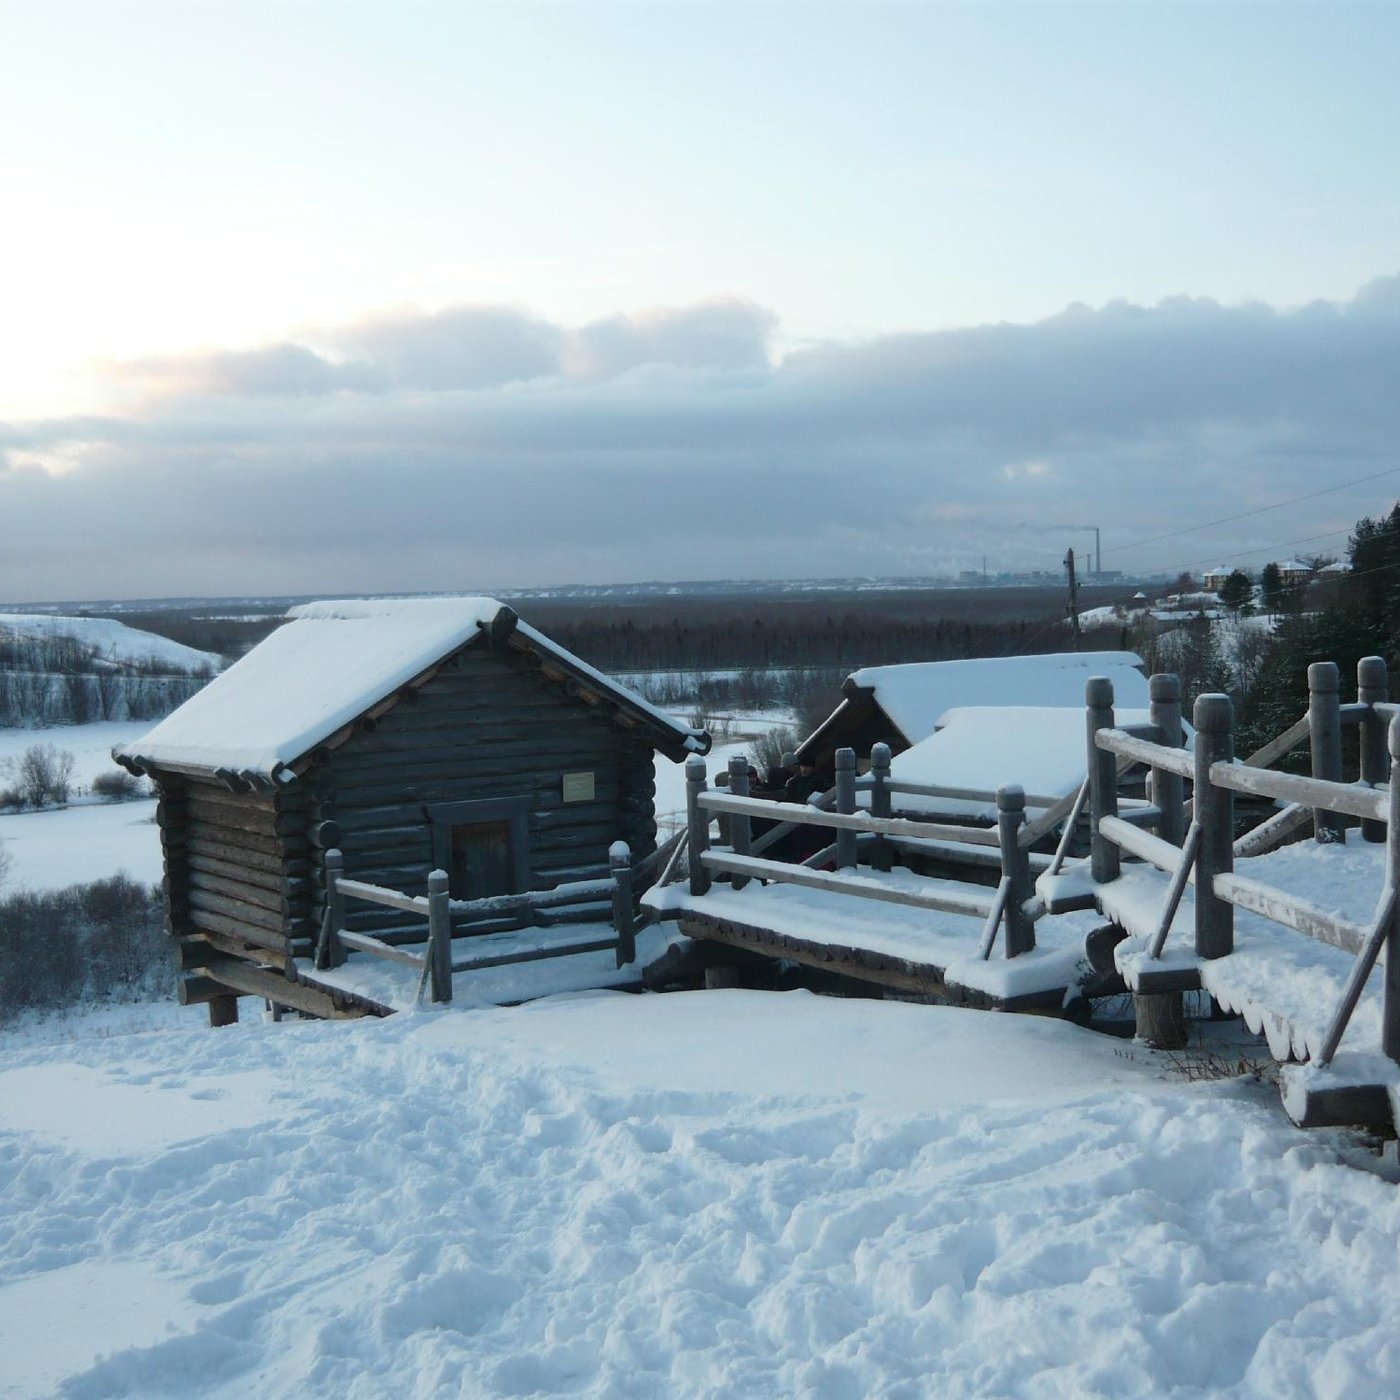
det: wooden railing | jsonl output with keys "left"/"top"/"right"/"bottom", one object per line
{"left": 1084, "top": 656, "right": 1400, "bottom": 1066}
{"left": 678, "top": 750, "right": 1043, "bottom": 961}
{"left": 313, "top": 842, "right": 639, "bottom": 1004}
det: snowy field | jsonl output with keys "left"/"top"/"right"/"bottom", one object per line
{"left": 2, "top": 991, "right": 1399, "bottom": 1398}
{"left": 0, "top": 614, "right": 219, "bottom": 673}
{"left": 0, "top": 722, "right": 161, "bottom": 892}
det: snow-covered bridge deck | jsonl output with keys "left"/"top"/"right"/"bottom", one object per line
{"left": 643, "top": 876, "right": 1099, "bottom": 1010}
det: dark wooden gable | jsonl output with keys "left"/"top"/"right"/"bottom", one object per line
{"left": 294, "top": 636, "right": 659, "bottom": 938}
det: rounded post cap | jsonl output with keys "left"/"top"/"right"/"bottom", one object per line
{"left": 996, "top": 783, "right": 1026, "bottom": 811}
{"left": 1149, "top": 672, "right": 1181, "bottom": 702}
{"left": 1308, "top": 660, "right": 1340, "bottom": 692}
{"left": 870, "top": 741, "right": 892, "bottom": 767}
{"left": 1193, "top": 692, "right": 1234, "bottom": 731}
{"left": 1389, "top": 713, "right": 1400, "bottom": 761}
{"left": 609, "top": 839, "right": 631, "bottom": 865}
{"left": 727, "top": 754, "right": 748, "bottom": 775}
{"left": 1085, "top": 675, "right": 1115, "bottom": 708}
{"left": 1358, "top": 655, "right": 1387, "bottom": 688}
{"left": 835, "top": 746, "right": 856, "bottom": 769}
{"left": 685, "top": 753, "right": 708, "bottom": 778}
{"left": 428, "top": 868, "right": 449, "bottom": 889}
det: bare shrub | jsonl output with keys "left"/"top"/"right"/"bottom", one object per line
{"left": 92, "top": 768, "right": 142, "bottom": 802}
{"left": 748, "top": 725, "right": 800, "bottom": 779}
{"left": 19, "top": 744, "right": 76, "bottom": 808}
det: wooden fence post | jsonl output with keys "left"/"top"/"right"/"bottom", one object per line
{"left": 316, "top": 847, "right": 347, "bottom": 970}
{"left": 835, "top": 747, "right": 858, "bottom": 870}
{"left": 1086, "top": 677, "right": 1120, "bottom": 883}
{"left": 1384, "top": 717, "right": 1400, "bottom": 1062}
{"left": 1194, "top": 693, "right": 1235, "bottom": 959}
{"left": 1359, "top": 655, "right": 1388, "bottom": 844}
{"left": 728, "top": 755, "right": 752, "bottom": 889}
{"left": 1150, "top": 672, "right": 1185, "bottom": 848}
{"left": 610, "top": 841, "right": 636, "bottom": 966}
{"left": 428, "top": 868, "right": 452, "bottom": 1003}
{"left": 869, "top": 742, "right": 892, "bottom": 871}
{"left": 1309, "top": 661, "right": 1345, "bottom": 843}
{"left": 997, "top": 784, "right": 1035, "bottom": 957}
{"left": 685, "top": 754, "right": 711, "bottom": 896}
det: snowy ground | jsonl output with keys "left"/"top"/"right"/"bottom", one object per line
{"left": 3, "top": 991, "right": 1398, "bottom": 1398}
{"left": 0, "top": 721, "right": 161, "bottom": 892}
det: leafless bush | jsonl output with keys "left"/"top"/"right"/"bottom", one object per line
{"left": 19, "top": 744, "right": 76, "bottom": 808}
{"left": 748, "top": 725, "right": 800, "bottom": 778}
{"left": 92, "top": 768, "right": 142, "bottom": 802}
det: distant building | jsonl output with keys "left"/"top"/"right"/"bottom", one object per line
{"left": 1202, "top": 566, "right": 1246, "bottom": 591}
{"left": 1275, "top": 559, "right": 1314, "bottom": 585}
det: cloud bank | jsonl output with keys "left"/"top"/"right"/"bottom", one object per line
{"left": 4, "top": 281, "right": 1399, "bottom": 601}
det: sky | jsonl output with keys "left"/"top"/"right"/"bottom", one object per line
{"left": 2, "top": 0, "right": 1399, "bottom": 602}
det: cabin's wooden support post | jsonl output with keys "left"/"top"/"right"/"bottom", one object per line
{"left": 1194, "top": 693, "right": 1235, "bottom": 959}
{"left": 610, "top": 841, "right": 636, "bottom": 966}
{"left": 996, "top": 784, "right": 1035, "bottom": 957}
{"left": 1383, "top": 716, "right": 1400, "bottom": 1063}
{"left": 869, "top": 742, "right": 893, "bottom": 871}
{"left": 1150, "top": 673, "right": 1185, "bottom": 847}
{"left": 1086, "top": 677, "right": 1120, "bottom": 883}
{"left": 208, "top": 994, "right": 239, "bottom": 1028}
{"left": 428, "top": 868, "right": 452, "bottom": 1003}
{"left": 1135, "top": 991, "right": 1187, "bottom": 1049}
{"left": 685, "top": 755, "right": 711, "bottom": 896}
{"left": 1309, "top": 661, "right": 1345, "bottom": 843}
{"left": 835, "top": 747, "right": 858, "bottom": 870}
{"left": 1359, "top": 656, "right": 1389, "bottom": 844}
{"left": 316, "top": 848, "right": 347, "bottom": 969}
{"left": 727, "top": 755, "right": 752, "bottom": 889}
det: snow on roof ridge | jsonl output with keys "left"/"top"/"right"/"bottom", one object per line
{"left": 287, "top": 596, "right": 501, "bottom": 622}
{"left": 116, "top": 593, "right": 704, "bottom": 781}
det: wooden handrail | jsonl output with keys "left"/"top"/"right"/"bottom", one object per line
{"left": 1208, "top": 762, "right": 1387, "bottom": 823}
{"left": 697, "top": 789, "right": 1003, "bottom": 847}
{"left": 699, "top": 849, "right": 996, "bottom": 919}
{"left": 1094, "top": 728, "right": 1195, "bottom": 779}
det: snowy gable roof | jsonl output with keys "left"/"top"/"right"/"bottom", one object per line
{"left": 115, "top": 597, "right": 705, "bottom": 785}
{"left": 888, "top": 705, "right": 1158, "bottom": 815}
{"left": 849, "top": 651, "right": 1149, "bottom": 748}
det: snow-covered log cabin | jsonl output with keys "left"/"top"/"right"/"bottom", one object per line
{"left": 114, "top": 598, "right": 709, "bottom": 1019}
{"left": 794, "top": 652, "right": 1151, "bottom": 775}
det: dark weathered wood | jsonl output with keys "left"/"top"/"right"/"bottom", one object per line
{"left": 1086, "top": 677, "right": 1120, "bottom": 883}
{"left": 1285, "top": 1081, "right": 1394, "bottom": 1130}
{"left": 997, "top": 785, "right": 1035, "bottom": 957}
{"left": 317, "top": 848, "right": 347, "bottom": 969}
{"left": 868, "top": 741, "right": 893, "bottom": 871}
{"left": 1194, "top": 693, "right": 1235, "bottom": 959}
{"left": 177, "top": 973, "right": 223, "bottom": 1005}
{"left": 1135, "top": 992, "right": 1186, "bottom": 1049}
{"left": 1359, "top": 655, "right": 1389, "bottom": 843}
{"left": 835, "top": 747, "right": 858, "bottom": 870}
{"left": 686, "top": 755, "right": 711, "bottom": 896}
{"left": 208, "top": 993, "right": 240, "bottom": 1027}
{"left": 428, "top": 868, "right": 452, "bottom": 1003}
{"left": 1149, "top": 672, "right": 1185, "bottom": 847}
{"left": 187, "top": 886, "right": 288, "bottom": 936}
{"left": 1309, "top": 661, "right": 1345, "bottom": 843}
{"left": 1384, "top": 716, "right": 1400, "bottom": 1062}
{"left": 610, "top": 841, "right": 635, "bottom": 966}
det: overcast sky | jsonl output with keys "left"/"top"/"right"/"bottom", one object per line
{"left": 3, "top": 1, "right": 1399, "bottom": 602}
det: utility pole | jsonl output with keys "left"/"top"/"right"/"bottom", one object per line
{"left": 1066, "top": 547, "right": 1082, "bottom": 646}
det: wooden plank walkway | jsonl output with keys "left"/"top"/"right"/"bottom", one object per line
{"left": 644, "top": 878, "right": 1099, "bottom": 1011}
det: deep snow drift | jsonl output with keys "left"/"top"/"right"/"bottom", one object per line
{"left": 2, "top": 991, "right": 1398, "bottom": 1398}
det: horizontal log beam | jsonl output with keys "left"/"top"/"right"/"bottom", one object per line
{"left": 1209, "top": 762, "right": 1387, "bottom": 822}
{"left": 697, "top": 791, "right": 1002, "bottom": 847}
{"left": 1094, "top": 728, "right": 1195, "bottom": 778}
{"left": 700, "top": 850, "right": 995, "bottom": 919}
{"left": 1212, "top": 872, "right": 1368, "bottom": 955}
{"left": 1098, "top": 816, "right": 1187, "bottom": 876}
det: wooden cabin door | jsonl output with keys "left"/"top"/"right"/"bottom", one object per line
{"left": 448, "top": 819, "right": 514, "bottom": 901}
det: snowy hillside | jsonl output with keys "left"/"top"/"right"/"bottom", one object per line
{"left": 0, "top": 613, "right": 220, "bottom": 674}
{"left": 2, "top": 993, "right": 1397, "bottom": 1397}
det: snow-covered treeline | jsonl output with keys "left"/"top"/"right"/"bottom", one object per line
{"left": 0, "top": 670, "right": 209, "bottom": 727}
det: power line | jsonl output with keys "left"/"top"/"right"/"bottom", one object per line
{"left": 1099, "top": 465, "right": 1400, "bottom": 558}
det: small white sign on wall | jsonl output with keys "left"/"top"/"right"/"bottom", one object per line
{"left": 562, "top": 771, "right": 595, "bottom": 803}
